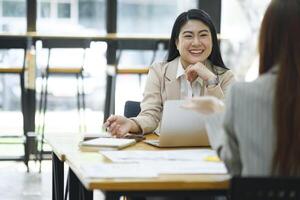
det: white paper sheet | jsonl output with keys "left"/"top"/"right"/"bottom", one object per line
{"left": 81, "top": 160, "right": 227, "bottom": 179}
{"left": 83, "top": 149, "right": 228, "bottom": 176}
{"left": 101, "top": 149, "right": 218, "bottom": 162}
{"left": 144, "top": 160, "right": 227, "bottom": 174}
{"left": 81, "top": 163, "right": 158, "bottom": 178}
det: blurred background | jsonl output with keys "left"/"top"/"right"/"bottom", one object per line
{"left": 0, "top": 0, "right": 270, "bottom": 199}
{"left": 0, "top": 0, "right": 270, "bottom": 154}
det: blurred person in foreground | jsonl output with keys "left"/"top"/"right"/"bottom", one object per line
{"left": 184, "top": 0, "right": 300, "bottom": 176}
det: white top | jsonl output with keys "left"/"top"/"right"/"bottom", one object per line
{"left": 176, "top": 60, "right": 202, "bottom": 98}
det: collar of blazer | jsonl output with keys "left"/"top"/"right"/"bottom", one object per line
{"left": 162, "top": 57, "right": 181, "bottom": 99}
{"left": 164, "top": 57, "right": 180, "bottom": 82}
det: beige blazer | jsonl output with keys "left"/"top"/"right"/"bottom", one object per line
{"left": 132, "top": 57, "right": 235, "bottom": 134}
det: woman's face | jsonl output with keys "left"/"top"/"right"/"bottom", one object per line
{"left": 176, "top": 19, "right": 213, "bottom": 68}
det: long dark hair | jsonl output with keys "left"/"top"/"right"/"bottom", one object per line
{"left": 259, "top": 0, "right": 300, "bottom": 175}
{"left": 167, "top": 9, "right": 227, "bottom": 70}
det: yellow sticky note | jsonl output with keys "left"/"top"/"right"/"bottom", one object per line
{"left": 204, "top": 156, "right": 221, "bottom": 162}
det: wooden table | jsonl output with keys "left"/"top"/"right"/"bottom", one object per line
{"left": 46, "top": 133, "right": 230, "bottom": 200}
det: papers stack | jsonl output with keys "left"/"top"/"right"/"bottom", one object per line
{"left": 101, "top": 149, "right": 227, "bottom": 174}
{"left": 80, "top": 149, "right": 228, "bottom": 178}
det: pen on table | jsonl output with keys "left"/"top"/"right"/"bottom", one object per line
{"left": 124, "top": 134, "right": 146, "bottom": 142}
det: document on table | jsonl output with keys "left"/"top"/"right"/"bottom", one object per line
{"left": 81, "top": 163, "right": 158, "bottom": 178}
{"left": 79, "top": 149, "right": 228, "bottom": 178}
{"left": 144, "top": 160, "right": 227, "bottom": 174}
{"left": 101, "top": 149, "right": 218, "bottom": 162}
{"left": 81, "top": 160, "right": 227, "bottom": 178}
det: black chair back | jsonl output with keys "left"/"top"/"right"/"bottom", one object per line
{"left": 230, "top": 176, "right": 300, "bottom": 200}
{"left": 124, "top": 101, "right": 141, "bottom": 118}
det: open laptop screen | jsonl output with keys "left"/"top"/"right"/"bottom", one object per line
{"left": 145, "top": 100, "right": 210, "bottom": 147}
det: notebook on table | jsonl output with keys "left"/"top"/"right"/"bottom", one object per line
{"left": 79, "top": 137, "right": 136, "bottom": 151}
{"left": 144, "top": 100, "right": 210, "bottom": 147}
{"left": 82, "top": 131, "right": 145, "bottom": 141}
{"left": 82, "top": 131, "right": 111, "bottom": 141}
{"left": 80, "top": 128, "right": 145, "bottom": 151}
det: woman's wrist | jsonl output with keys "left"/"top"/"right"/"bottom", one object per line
{"left": 129, "top": 119, "right": 142, "bottom": 133}
{"left": 206, "top": 75, "right": 218, "bottom": 86}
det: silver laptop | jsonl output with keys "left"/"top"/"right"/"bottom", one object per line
{"left": 144, "top": 100, "right": 210, "bottom": 147}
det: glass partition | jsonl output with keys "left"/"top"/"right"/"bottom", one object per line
{"left": 37, "top": 0, "right": 106, "bottom": 34}
{"left": 221, "top": 0, "right": 271, "bottom": 81}
{"left": 118, "top": 0, "right": 198, "bottom": 35}
{"left": 0, "top": 0, "right": 26, "bottom": 33}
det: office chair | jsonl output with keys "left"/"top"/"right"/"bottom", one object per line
{"left": 230, "top": 176, "right": 300, "bottom": 200}
{"left": 124, "top": 100, "right": 141, "bottom": 118}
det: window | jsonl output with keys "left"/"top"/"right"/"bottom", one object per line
{"left": 57, "top": 3, "right": 71, "bottom": 18}
{"left": 78, "top": 1, "right": 105, "bottom": 31}
{"left": 37, "top": 0, "right": 106, "bottom": 34}
{"left": 40, "top": 2, "right": 51, "bottom": 18}
{"left": 2, "top": 1, "right": 25, "bottom": 17}
{"left": 118, "top": 0, "right": 198, "bottom": 35}
{"left": 0, "top": 0, "right": 26, "bottom": 33}
{"left": 0, "top": 49, "right": 25, "bottom": 109}
{"left": 220, "top": 0, "right": 271, "bottom": 81}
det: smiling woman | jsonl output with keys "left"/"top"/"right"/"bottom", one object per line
{"left": 104, "top": 9, "right": 236, "bottom": 137}
{"left": 176, "top": 20, "right": 213, "bottom": 68}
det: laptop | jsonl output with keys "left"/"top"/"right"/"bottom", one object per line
{"left": 144, "top": 100, "right": 210, "bottom": 147}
